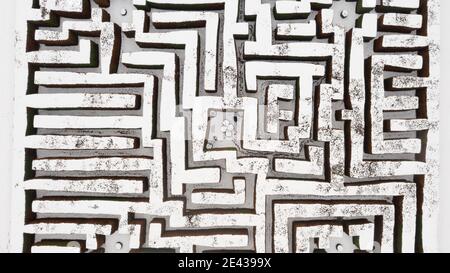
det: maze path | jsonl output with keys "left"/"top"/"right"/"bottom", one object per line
{"left": 10, "top": 0, "right": 439, "bottom": 253}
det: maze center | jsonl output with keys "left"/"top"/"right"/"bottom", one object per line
{"left": 10, "top": 0, "right": 440, "bottom": 253}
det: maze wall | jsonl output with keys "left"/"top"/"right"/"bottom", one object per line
{"left": 10, "top": 0, "right": 440, "bottom": 253}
